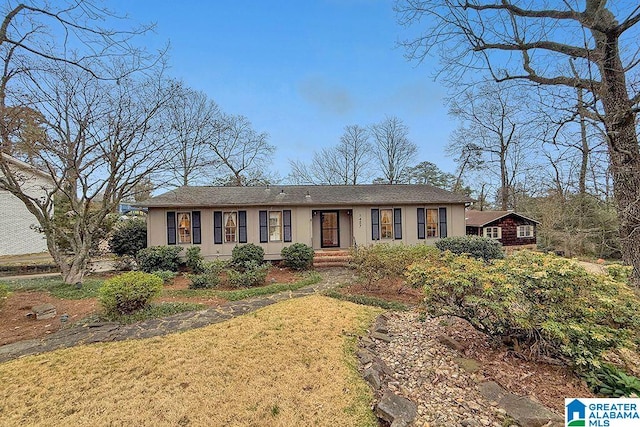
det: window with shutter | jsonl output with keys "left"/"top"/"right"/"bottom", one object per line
{"left": 371, "top": 209, "right": 380, "bottom": 240}
{"left": 283, "top": 210, "right": 292, "bottom": 242}
{"left": 213, "top": 211, "right": 223, "bottom": 244}
{"left": 192, "top": 211, "right": 201, "bottom": 244}
{"left": 393, "top": 208, "right": 402, "bottom": 240}
{"left": 238, "top": 210, "right": 247, "bottom": 243}
{"left": 259, "top": 211, "right": 268, "bottom": 243}
{"left": 167, "top": 212, "right": 176, "bottom": 245}
{"left": 417, "top": 208, "right": 425, "bottom": 240}
{"left": 438, "top": 207, "right": 447, "bottom": 238}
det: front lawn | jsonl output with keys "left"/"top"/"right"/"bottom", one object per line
{"left": 0, "top": 295, "right": 381, "bottom": 426}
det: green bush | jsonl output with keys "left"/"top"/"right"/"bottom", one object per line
{"left": 351, "top": 243, "right": 440, "bottom": 287}
{"left": 434, "top": 235, "right": 504, "bottom": 261}
{"left": 406, "top": 250, "right": 640, "bottom": 373}
{"left": 185, "top": 246, "right": 205, "bottom": 273}
{"left": 227, "top": 261, "right": 270, "bottom": 288}
{"left": 281, "top": 243, "right": 314, "bottom": 270}
{"left": 231, "top": 243, "right": 265, "bottom": 268}
{"left": 0, "top": 283, "right": 9, "bottom": 309}
{"left": 136, "top": 246, "right": 183, "bottom": 273}
{"left": 109, "top": 218, "right": 147, "bottom": 256}
{"left": 152, "top": 270, "right": 177, "bottom": 284}
{"left": 606, "top": 263, "right": 633, "bottom": 283}
{"left": 584, "top": 363, "right": 640, "bottom": 397}
{"left": 186, "top": 260, "right": 227, "bottom": 289}
{"left": 98, "top": 271, "right": 163, "bottom": 315}
{"left": 188, "top": 273, "right": 220, "bottom": 289}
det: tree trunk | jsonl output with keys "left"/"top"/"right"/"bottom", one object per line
{"left": 598, "top": 33, "right": 640, "bottom": 286}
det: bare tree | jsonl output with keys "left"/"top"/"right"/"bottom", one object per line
{"left": 448, "top": 83, "right": 534, "bottom": 210}
{"left": 0, "top": 1, "right": 168, "bottom": 284}
{"left": 370, "top": 116, "right": 417, "bottom": 184}
{"left": 396, "top": 0, "right": 640, "bottom": 283}
{"left": 209, "top": 114, "right": 275, "bottom": 186}
{"left": 287, "top": 124, "right": 373, "bottom": 185}
{"left": 162, "top": 84, "right": 222, "bottom": 187}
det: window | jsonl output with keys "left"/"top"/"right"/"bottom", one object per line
{"left": 224, "top": 212, "right": 237, "bottom": 243}
{"left": 484, "top": 227, "right": 501, "bottom": 239}
{"left": 269, "top": 211, "right": 282, "bottom": 242}
{"left": 177, "top": 212, "right": 192, "bottom": 244}
{"left": 426, "top": 208, "right": 438, "bottom": 238}
{"left": 380, "top": 209, "right": 393, "bottom": 239}
{"left": 517, "top": 225, "right": 534, "bottom": 238}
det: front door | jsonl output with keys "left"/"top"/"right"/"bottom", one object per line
{"left": 320, "top": 211, "right": 340, "bottom": 248}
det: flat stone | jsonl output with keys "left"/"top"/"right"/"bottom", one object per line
{"left": 375, "top": 390, "right": 417, "bottom": 426}
{"left": 372, "top": 356, "right": 395, "bottom": 376}
{"left": 436, "top": 334, "right": 465, "bottom": 352}
{"left": 478, "top": 381, "right": 563, "bottom": 427}
{"left": 371, "top": 332, "right": 392, "bottom": 342}
{"left": 357, "top": 348, "right": 374, "bottom": 364}
{"left": 454, "top": 357, "right": 482, "bottom": 373}
{"left": 364, "top": 367, "right": 382, "bottom": 390}
{"left": 32, "top": 303, "right": 56, "bottom": 320}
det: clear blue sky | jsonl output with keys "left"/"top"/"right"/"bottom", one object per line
{"left": 110, "top": 0, "right": 457, "bottom": 179}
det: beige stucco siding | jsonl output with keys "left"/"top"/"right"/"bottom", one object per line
{"left": 147, "top": 203, "right": 467, "bottom": 260}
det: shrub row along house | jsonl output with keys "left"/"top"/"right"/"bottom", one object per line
{"left": 138, "top": 185, "right": 473, "bottom": 260}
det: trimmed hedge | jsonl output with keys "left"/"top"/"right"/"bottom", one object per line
{"left": 281, "top": 243, "right": 314, "bottom": 270}
{"left": 98, "top": 271, "right": 163, "bottom": 315}
{"left": 136, "top": 246, "right": 183, "bottom": 272}
{"left": 434, "top": 235, "right": 504, "bottom": 261}
{"left": 231, "top": 244, "right": 265, "bottom": 267}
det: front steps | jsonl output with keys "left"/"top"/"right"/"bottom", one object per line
{"left": 313, "top": 249, "right": 352, "bottom": 268}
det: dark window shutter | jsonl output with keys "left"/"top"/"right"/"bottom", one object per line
{"left": 213, "top": 211, "right": 222, "bottom": 244}
{"left": 371, "top": 209, "right": 379, "bottom": 241}
{"left": 393, "top": 208, "right": 402, "bottom": 240}
{"left": 439, "top": 207, "right": 447, "bottom": 238}
{"left": 192, "top": 211, "right": 201, "bottom": 244}
{"left": 417, "top": 208, "right": 425, "bottom": 240}
{"left": 238, "top": 210, "right": 247, "bottom": 243}
{"left": 283, "top": 210, "right": 292, "bottom": 242}
{"left": 259, "top": 210, "right": 268, "bottom": 243}
{"left": 167, "top": 211, "right": 176, "bottom": 245}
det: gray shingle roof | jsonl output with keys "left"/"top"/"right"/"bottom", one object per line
{"left": 137, "top": 185, "right": 473, "bottom": 208}
{"left": 465, "top": 210, "right": 540, "bottom": 227}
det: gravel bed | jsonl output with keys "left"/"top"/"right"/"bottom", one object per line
{"left": 372, "top": 310, "right": 513, "bottom": 427}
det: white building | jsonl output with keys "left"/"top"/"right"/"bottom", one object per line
{"left": 0, "top": 155, "right": 53, "bottom": 256}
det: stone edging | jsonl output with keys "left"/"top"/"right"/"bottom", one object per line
{"left": 357, "top": 313, "right": 565, "bottom": 427}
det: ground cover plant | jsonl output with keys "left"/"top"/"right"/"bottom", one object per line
{"left": 406, "top": 250, "right": 640, "bottom": 396}
{"left": 0, "top": 295, "right": 381, "bottom": 426}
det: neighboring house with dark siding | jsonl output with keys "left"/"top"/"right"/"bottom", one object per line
{"left": 465, "top": 210, "right": 539, "bottom": 250}
{"left": 138, "top": 185, "right": 472, "bottom": 260}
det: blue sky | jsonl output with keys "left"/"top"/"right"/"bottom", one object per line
{"left": 110, "top": 0, "right": 456, "bottom": 179}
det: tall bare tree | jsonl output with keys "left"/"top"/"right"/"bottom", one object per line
{"left": 370, "top": 116, "right": 417, "bottom": 184}
{"left": 288, "top": 124, "right": 373, "bottom": 185}
{"left": 396, "top": 1, "right": 640, "bottom": 283}
{"left": 0, "top": 1, "right": 168, "bottom": 284}
{"left": 162, "top": 84, "right": 222, "bottom": 187}
{"left": 209, "top": 114, "right": 275, "bottom": 186}
{"left": 448, "top": 83, "right": 534, "bottom": 210}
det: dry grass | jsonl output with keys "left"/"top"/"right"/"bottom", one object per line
{"left": 0, "top": 295, "right": 381, "bottom": 426}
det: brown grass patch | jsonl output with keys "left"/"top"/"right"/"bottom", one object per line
{"left": 0, "top": 295, "right": 381, "bottom": 426}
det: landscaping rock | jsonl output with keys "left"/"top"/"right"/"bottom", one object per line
{"left": 375, "top": 390, "right": 417, "bottom": 427}
{"left": 357, "top": 348, "right": 374, "bottom": 364}
{"left": 371, "top": 331, "right": 392, "bottom": 342}
{"left": 363, "top": 367, "right": 382, "bottom": 390}
{"left": 32, "top": 303, "right": 56, "bottom": 320}
{"left": 436, "top": 334, "right": 465, "bottom": 352}
{"left": 478, "top": 381, "right": 563, "bottom": 427}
